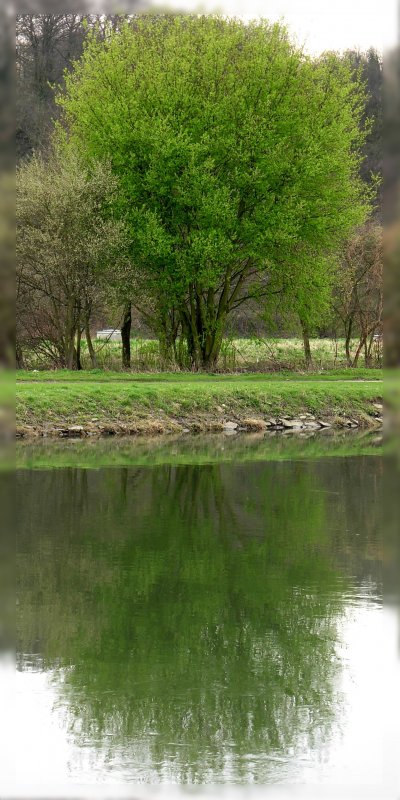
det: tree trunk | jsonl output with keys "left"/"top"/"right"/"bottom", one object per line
{"left": 85, "top": 320, "right": 98, "bottom": 368}
{"left": 352, "top": 344, "right": 362, "bottom": 368}
{"left": 366, "top": 333, "right": 375, "bottom": 365}
{"left": 201, "top": 317, "right": 226, "bottom": 371}
{"left": 16, "top": 341, "right": 25, "bottom": 369}
{"left": 159, "top": 334, "right": 173, "bottom": 365}
{"left": 121, "top": 302, "right": 131, "bottom": 369}
{"left": 158, "top": 308, "right": 179, "bottom": 366}
{"left": 75, "top": 326, "right": 82, "bottom": 371}
{"left": 65, "top": 296, "right": 76, "bottom": 369}
{"left": 180, "top": 282, "right": 231, "bottom": 371}
{"left": 351, "top": 322, "right": 379, "bottom": 367}
{"left": 178, "top": 314, "right": 193, "bottom": 369}
{"left": 193, "top": 322, "right": 224, "bottom": 371}
{"left": 364, "top": 339, "right": 369, "bottom": 367}
{"left": 65, "top": 330, "right": 75, "bottom": 370}
{"left": 345, "top": 318, "right": 353, "bottom": 366}
{"left": 300, "top": 318, "right": 312, "bottom": 367}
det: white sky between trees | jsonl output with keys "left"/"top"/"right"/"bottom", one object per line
{"left": 148, "top": 0, "right": 397, "bottom": 54}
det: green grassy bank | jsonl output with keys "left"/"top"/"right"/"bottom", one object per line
{"left": 16, "top": 369, "right": 383, "bottom": 437}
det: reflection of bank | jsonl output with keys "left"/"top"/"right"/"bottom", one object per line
{"left": 16, "top": 456, "right": 383, "bottom": 785}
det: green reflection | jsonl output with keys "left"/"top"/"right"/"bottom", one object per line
{"left": 17, "top": 457, "right": 382, "bottom": 782}
{"left": 16, "top": 429, "right": 384, "bottom": 471}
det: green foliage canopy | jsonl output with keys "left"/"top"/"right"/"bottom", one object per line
{"left": 59, "top": 15, "right": 372, "bottom": 367}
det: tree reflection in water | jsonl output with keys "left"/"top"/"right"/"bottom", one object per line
{"left": 17, "top": 457, "right": 382, "bottom": 782}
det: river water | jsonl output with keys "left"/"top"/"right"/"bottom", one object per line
{"left": 13, "top": 436, "right": 399, "bottom": 796}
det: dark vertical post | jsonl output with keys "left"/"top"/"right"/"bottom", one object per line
{"left": 121, "top": 302, "right": 132, "bottom": 369}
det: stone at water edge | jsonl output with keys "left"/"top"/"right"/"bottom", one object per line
{"left": 242, "top": 419, "right": 268, "bottom": 431}
{"left": 59, "top": 425, "right": 85, "bottom": 438}
{"left": 303, "top": 422, "right": 321, "bottom": 431}
{"left": 223, "top": 421, "right": 238, "bottom": 431}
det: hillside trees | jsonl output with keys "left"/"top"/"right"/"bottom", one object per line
{"left": 16, "top": 150, "right": 128, "bottom": 368}
{"left": 58, "top": 15, "right": 372, "bottom": 369}
{"left": 16, "top": 13, "right": 128, "bottom": 161}
{"left": 345, "top": 48, "right": 383, "bottom": 200}
{"left": 16, "top": 14, "right": 87, "bottom": 160}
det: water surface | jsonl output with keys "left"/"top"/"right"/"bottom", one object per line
{"left": 15, "top": 438, "right": 389, "bottom": 791}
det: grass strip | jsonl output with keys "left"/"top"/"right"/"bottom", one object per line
{"left": 16, "top": 373, "right": 382, "bottom": 430}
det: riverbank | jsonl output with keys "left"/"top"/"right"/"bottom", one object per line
{"left": 16, "top": 370, "right": 383, "bottom": 438}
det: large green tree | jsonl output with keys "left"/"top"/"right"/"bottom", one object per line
{"left": 59, "top": 15, "right": 372, "bottom": 369}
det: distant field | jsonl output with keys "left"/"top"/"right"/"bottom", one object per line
{"left": 21, "top": 336, "right": 382, "bottom": 372}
